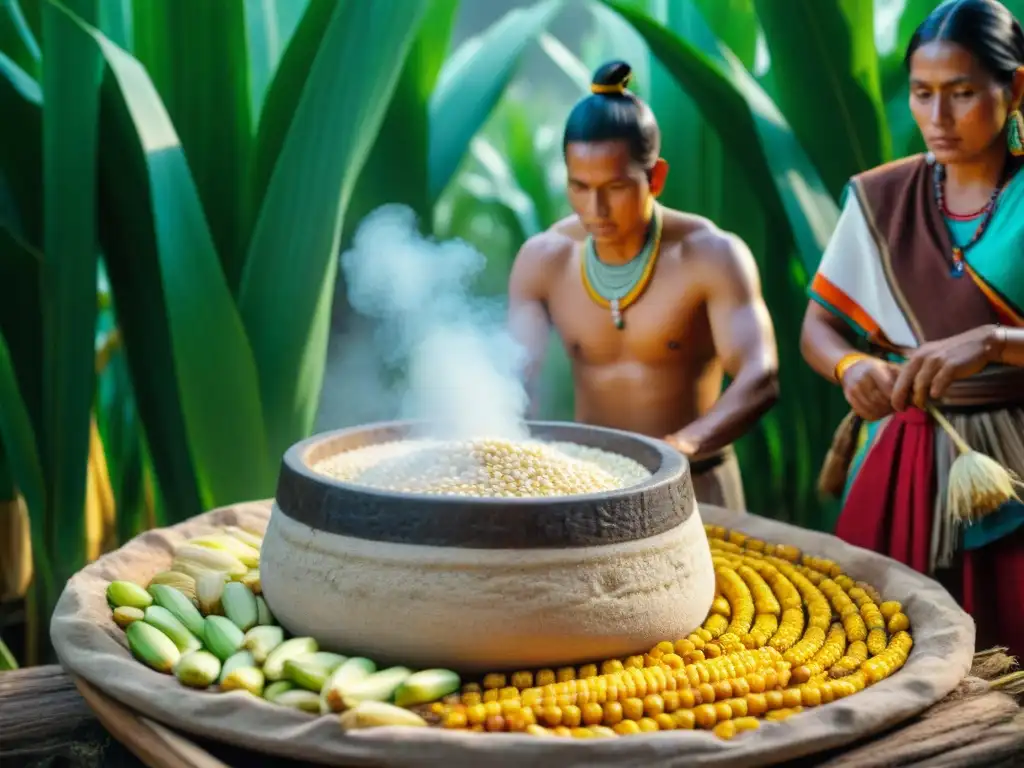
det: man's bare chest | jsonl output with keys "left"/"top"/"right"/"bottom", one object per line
{"left": 544, "top": 257, "right": 708, "bottom": 365}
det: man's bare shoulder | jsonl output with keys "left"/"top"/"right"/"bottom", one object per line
{"left": 661, "top": 209, "right": 761, "bottom": 292}
{"left": 509, "top": 224, "right": 577, "bottom": 297}
{"left": 514, "top": 222, "right": 578, "bottom": 268}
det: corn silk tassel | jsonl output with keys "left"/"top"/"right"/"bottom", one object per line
{"left": 926, "top": 404, "right": 1023, "bottom": 522}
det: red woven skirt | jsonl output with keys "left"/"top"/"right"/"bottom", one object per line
{"left": 835, "top": 407, "right": 1024, "bottom": 657}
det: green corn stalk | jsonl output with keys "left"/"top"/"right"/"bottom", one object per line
{"left": 0, "top": 0, "right": 570, "bottom": 662}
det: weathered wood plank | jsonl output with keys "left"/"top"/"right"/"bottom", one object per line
{"left": 1, "top": 664, "right": 1020, "bottom": 768}
{"left": 0, "top": 666, "right": 100, "bottom": 755}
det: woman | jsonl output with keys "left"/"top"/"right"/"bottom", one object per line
{"left": 800, "top": 0, "right": 1024, "bottom": 656}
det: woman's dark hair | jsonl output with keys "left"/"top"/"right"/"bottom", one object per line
{"left": 905, "top": 0, "right": 1024, "bottom": 85}
{"left": 562, "top": 60, "right": 661, "bottom": 170}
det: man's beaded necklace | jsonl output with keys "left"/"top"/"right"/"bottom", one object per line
{"left": 580, "top": 204, "right": 663, "bottom": 330}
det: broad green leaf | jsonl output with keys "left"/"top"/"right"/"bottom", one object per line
{"left": 96, "top": 346, "right": 146, "bottom": 545}
{"left": 94, "top": 263, "right": 146, "bottom": 544}
{"left": 0, "top": 0, "right": 39, "bottom": 77}
{"left": 0, "top": 438, "right": 12, "bottom": 498}
{"left": 499, "top": 97, "right": 560, "bottom": 229}
{"left": 96, "top": 183, "right": 205, "bottom": 522}
{"left": 753, "top": 0, "right": 890, "bottom": 196}
{"left": 60, "top": 6, "right": 274, "bottom": 508}
{"left": 581, "top": 1, "right": 651, "bottom": 100}
{"left": 599, "top": 0, "right": 839, "bottom": 273}
{"left": 436, "top": 174, "right": 530, "bottom": 298}
{"left": 342, "top": 0, "right": 459, "bottom": 246}
{"left": 693, "top": 0, "right": 758, "bottom": 68}
{"left": 133, "top": 0, "right": 253, "bottom": 293}
{"left": 41, "top": 0, "right": 101, "bottom": 579}
{"left": 538, "top": 32, "right": 590, "bottom": 92}
{"left": 647, "top": 1, "right": 760, "bottom": 219}
{"left": 878, "top": 0, "right": 936, "bottom": 101}
{"left": 97, "top": 0, "right": 129, "bottom": 50}
{"left": 0, "top": 636, "right": 19, "bottom": 669}
{"left": 244, "top": 0, "right": 278, "bottom": 120}
{"left": 246, "top": 0, "right": 334, "bottom": 246}
{"left": 14, "top": 0, "right": 36, "bottom": 39}
{"left": 0, "top": 51, "right": 41, "bottom": 246}
{"left": 243, "top": 0, "right": 306, "bottom": 120}
{"left": 0, "top": 322, "right": 51, "bottom": 607}
{"left": 887, "top": 84, "right": 926, "bottom": 158}
{"left": 0, "top": 224, "right": 42, "bottom": 445}
{"left": 428, "top": 0, "right": 563, "bottom": 200}
{"left": 469, "top": 137, "right": 540, "bottom": 238}
{"left": 239, "top": 0, "right": 431, "bottom": 465}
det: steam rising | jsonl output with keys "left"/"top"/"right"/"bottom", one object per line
{"left": 328, "top": 204, "right": 530, "bottom": 441}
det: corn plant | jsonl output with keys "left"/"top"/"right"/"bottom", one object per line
{"left": 0, "top": 0, "right": 564, "bottom": 663}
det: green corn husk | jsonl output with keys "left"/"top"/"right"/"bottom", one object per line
{"left": 393, "top": 668, "right": 461, "bottom": 707}
{"left": 148, "top": 584, "right": 206, "bottom": 638}
{"left": 223, "top": 525, "right": 264, "bottom": 551}
{"left": 146, "top": 571, "right": 198, "bottom": 605}
{"left": 112, "top": 606, "right": 145, "bottom": 629}
{"left": 284, "top": 652, "right": 347, "bottom": 692}
{"left": 241, "top": 568, "right": 261, "bottom": 595}
{"left": 126, "top": 620, "right": 180, "bottom": 673}
{"left": 174, "top": 650, "right": 222, "bottom": 688}
{"left": 168, "top": 561, "right": 228, "bottom": 583}
{"left": 272, "top": 689, "right": 322, "bottom": 712}
{"left": 255, "top": 596, "right": 275, "bottom": 626}
{"left": 263, "top": 637, "right": 318, "bottom": 681}
{"left": 336, "top": 666, "right": 413, "bottom": 711}
{"left": 218, "top": 650, "right": 256, "bottom": 684}
{"left": 338, "top": 701, "right": 428, "bottom": 730}
{"left": 204, "top": 615, "right": 245, "bottom": 661}
{"left": 143, "top": 605, "right": 203, "bottom": 654}
{"left": 222, "top": 581, "right": 258, "bottom": 631}
{"left": 107, "top": 580, "right": 153, "bottom": 610}
{"left": 187, "top": 534, "right": 260, "bottom": 567}
{"left": 173, "top": 544, "right": 248, "bottom": 578}
{"left": 196, "top": 571, "right": 229, "bottom": 616}
{"left": 263, "top": 680, "right": 295, "bottom": 702}
{"left": 242, "top": 625, "right": 284, "bottom": 664}
{"left": 221, "top": 666, "right": 265, "bottom": 696}
{"left": 321, "top": 657, "right": 377, "bottom": 713}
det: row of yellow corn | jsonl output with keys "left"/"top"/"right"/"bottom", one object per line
{"left": 428, "top": 525, "right": 914, "bottom": 740}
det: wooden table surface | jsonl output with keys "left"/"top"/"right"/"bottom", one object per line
{"left": 2, "top": 663, "right": 1022, "bottom": 768}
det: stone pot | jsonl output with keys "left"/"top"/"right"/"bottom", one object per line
{"left": 260, "top": 420, "right": 715, "bottom": 673}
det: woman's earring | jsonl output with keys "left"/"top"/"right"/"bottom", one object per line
{"left": 1009, "top": 109, "right": 1024, "bottom": 158}
{"left": 925, "top": 151, "right": 936, "bottom": 165}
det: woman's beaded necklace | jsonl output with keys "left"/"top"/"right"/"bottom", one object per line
{"left": 931, "top": 160, "right": 1011, "bottom": 278}
{"left": 580, "top": 203, "right": 663, "bottom": 330}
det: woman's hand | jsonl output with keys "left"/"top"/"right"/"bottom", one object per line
{"left": 891, "top": 325, "right": 1002, "bottom": 411}
{"left": 842, "top": 358, "right": 900, "bottom": 421}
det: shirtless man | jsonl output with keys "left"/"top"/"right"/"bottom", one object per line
{"left": 507, "top": 60, "right": 780, "bottom": 510}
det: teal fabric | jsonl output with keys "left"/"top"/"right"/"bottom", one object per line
{"left": 957, "top": 169, "right": 1024, "bottom": 316}
{"left": 963, "top": 500, "right": 1024, "bottom": 549}
{"left": 822, "top": 168, "right": 1024, "bottom": 549}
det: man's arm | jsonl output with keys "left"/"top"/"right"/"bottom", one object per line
{"left": 507, "top": 235, "right": 556, "bottom": 418}
{"left": 668, "top": 231, "right": 780, "bottom": 457}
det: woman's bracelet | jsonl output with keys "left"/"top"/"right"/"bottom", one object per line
{"left": 834, "top": 352, "right": 872, "bottom": 383}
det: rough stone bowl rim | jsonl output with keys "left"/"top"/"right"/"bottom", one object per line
{"left": 280, "top": 418, "right": 687, "bottom": 506}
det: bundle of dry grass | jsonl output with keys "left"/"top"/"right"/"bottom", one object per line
{"left": 927, "top": 405, "right": 1023, "bottom": 523}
